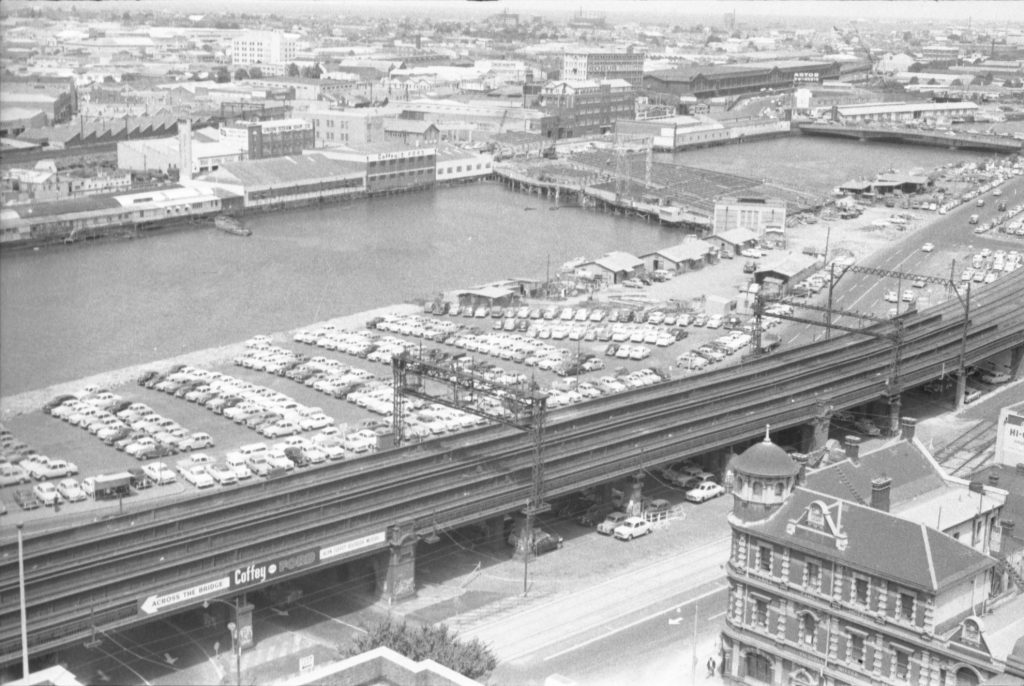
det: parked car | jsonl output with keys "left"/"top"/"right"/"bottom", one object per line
{"left": 685, "top": 481, "right": 726, "bottom": 503}
{"left": 142, "top": 461, "right": 176, "bottom": 485}
{"left": 179, "top": 464, "right": 215, "bottom": 488}
{"left": 55, "top": 478, "right": 87, "bottom": 502}
{"left": 13, "top": 488, "right": 40, "bottom": 510}
{"left": 176, "top": 432, "right": 214, "bottom": 451}
{"left": 33, "top": 481, "right": 61, "bottom": 507}
{"left": 24, "top": 456, "right": 78, "bottom": 480}
{"left": 208, "top": 464, "right": 238, "bottom": 485}
{"left": 613, "top": 516, "right": 654, "bottom": 541}
{"left": 597, "top": 511, "right": 629, "bottom": 535}
{"left": 0, "top": 462, "right": 30, "bottom": 486}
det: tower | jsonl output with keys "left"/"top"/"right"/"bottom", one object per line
{"left": 727, "top": 426, "right": 801, "bottom": 523}
{"left": 178, "top": 118, "right": 192, "bottom": 181}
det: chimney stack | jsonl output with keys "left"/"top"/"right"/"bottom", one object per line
{"left": 844, "top": 435, "right": 861, "bottom": 464}
{"left": 870, "top": 476, "right": 892, "bottom": 512}
{"left": 901, "top": 417, "right": 917, "bottom": 441}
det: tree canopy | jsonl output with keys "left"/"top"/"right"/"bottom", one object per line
{"left": 348, "top": 618, "right": 496, "bottom": 680}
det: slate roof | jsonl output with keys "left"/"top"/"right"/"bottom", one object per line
{"left": 737, "top": 487, "right": 997, "bottom": 592}
{"left": 807, "top": 440, "right": 947, "bottom": 508}
{"left": 756, "top": 254, "right": 821, "bottom": 281}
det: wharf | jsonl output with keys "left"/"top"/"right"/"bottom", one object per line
{"left": 796, "top": 121, "right": 1023, "bottom": 153}
{"left": 493, "top": 151, "right": 823, "bottom": 230}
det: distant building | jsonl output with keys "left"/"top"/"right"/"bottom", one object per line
{"left": 196, "top": 153, "right": 364, "bottom": 210}
{"left": 0, "top": 107, "right": 48, "bottom": 138}
{"left": 2, "top": 160, "right": 131, "bottom": 203}
{"left": 833, "top": 101, "right": 978, "bottom": 125}
{"left": 231, "top": 31, "right": 297, "bottom": 67}
{"left": 922, "top": 44, "right": 961, "bottom": 67}
{"left": 218, "top": 118, "right": 314, "bottom": 159}
{"left": 644, "top": 61, "right": 841, "bottom": 99}
{"left": 577, "top": 251, "right": 643, "bottom": 284}
{"left": 317, "top": 141, "right": 436, "bottom": 195}
{"left": 713, "top": 196, "right": 787, "bottom": 241}
{"left": 534, "top": 79, "right": 636, "bottom": 139}
{"left": 639, "top": 239, "right": 715, "bottom": 274}
{"left": 297, "top": 107, "right": 403, "bottom": 147}
{"left": 117, "top": 136, "right": 244, "bottom": 177}
{"left": 562, "top": 48, "right": 645, "bottom": 87}
{"left": 383, "top": 119, "right": 440, "bottom": 146}
{"left": 434, "top": 144, "right": 493, "bottom": 184}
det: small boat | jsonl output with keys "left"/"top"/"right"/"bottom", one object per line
{"left": 214, "top": 215, "right": 251, "bottom": 236}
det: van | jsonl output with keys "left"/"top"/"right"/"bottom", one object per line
{"left": 979, "top": 371, "right": 1011, "bottom": 385}
{"left": 969, "top": 214, "right": 980, "bottom": 225}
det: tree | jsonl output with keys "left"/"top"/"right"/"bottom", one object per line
{"left": 234, "top": 68, "right": 249, "bottom": 81}
{"left": 249, "top": 67, "right": 263, "bottom": 79}
{"left": 287, "top": 62, "right": 300, "bottom": 77}
{"left": 348, "top": 619, "right": 496, "bottom": 681}
{"left": 213, "top": 67, "right": 230, "bottom": 83}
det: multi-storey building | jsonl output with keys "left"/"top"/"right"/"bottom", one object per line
{"left": 713, "top": 196, "right": 787, "bottom": 240}
{"left": 230, "top": 31, "right": 297, "bottom": 67}
{"left": 218, "top": 118, "right": 314, "bottom": 160}
{"left": 317, "top": 141, "right": 436, "bottom": 195}
{"left": 296, "top": 107, "right": 403, "bottom": 147}
{"left": 534, "top": 79, "right": 636, "bottom": 139}
{"left": 562, "top": 49, "right": 645, "bottom": 87}
{"left": 721, "top": 424, "right": 1017, "bottom": 686}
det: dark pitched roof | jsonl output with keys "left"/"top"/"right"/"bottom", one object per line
{"left": 807, "top": 439, "right": 945, "bottom": 506}
{"left": 736, "top": 488, "right": 996, "bottom": 592}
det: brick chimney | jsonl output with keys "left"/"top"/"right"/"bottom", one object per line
{"left": 901, "top": 417, "right": 917, "bottom": 441}
{"left": 870, "top": 476, "right": 892, "bottom": 512}
{"left": 844, "top": 435, "right": 861, "bottom": 465}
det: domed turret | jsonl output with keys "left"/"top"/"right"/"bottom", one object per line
{"left": 729, "top": 426, "right": 800, "bottom": 522}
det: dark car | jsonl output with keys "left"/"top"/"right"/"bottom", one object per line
{"left": 137, "top": 444, "right": 176, "bottom": 461}
{"left": 532, "top": 531, "right": 564, "bottom": 555}
{"left": 605, "top": 343, "right": 619, "bottom": 357}
{"left": 137, "top": 370, "right": 160, "bottom": 386}
{"left": 127, "top": 467, "right": 153, "bottom": 490}
{"left": 102, "top": 427, "right": 133, "bottom": 446}
{"left": 13, "top": 488, "right": 40, "bottom": 510}
{"left": 43, "top": 394, "right": 77, "bottom": 415}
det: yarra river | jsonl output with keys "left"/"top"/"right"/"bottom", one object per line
{"left": 0, "top": 136, "right": 987, "bottom": 397}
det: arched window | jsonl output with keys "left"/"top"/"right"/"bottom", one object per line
{"left": 745, "top": 653, "right": 772, "bottom": 683}
{"left": 956, "top": 667, "right": 980, "bottom": 686}
{"left": 800, "top": 613, "right": 817, "bottom": 647}
{"left": 774, "top": 481, "right": 785, "bottom": 497}
{"left": 736, "top": 476, "right": 745, "bottom": 491}
{"left": 752, "top": 481, "right": 763, "bottom": 497}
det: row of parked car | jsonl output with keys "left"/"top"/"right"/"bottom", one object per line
{"left": 46, "top": 387, "right": 213, "bottom": 462}
{"left": 143, "top": 357, "right": 333, "bottom": 440}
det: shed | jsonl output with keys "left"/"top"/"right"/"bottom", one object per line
{"left": 707, "top": 228, "right": 759, "bottom": 256}
{"left": 455, "top": 285, "right": 517, "bottom": 309}
{"left": 578, "top": 251, "right": 643, "bottom": 284}
{"left": 640, "top": 239, "right": 714, "bottom": 273}
{"left": 754, "top": 253, "right": 822, "bottom": 288}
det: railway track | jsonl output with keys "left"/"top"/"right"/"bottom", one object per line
{"left": 1, "top": 270, "right": 1022, "bottom": 663}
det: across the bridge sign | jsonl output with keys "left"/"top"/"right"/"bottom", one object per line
{"left": 138, "top": 535, "right": 385, "bottom": 615}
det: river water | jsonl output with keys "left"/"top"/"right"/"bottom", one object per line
{"left": 0, "top": 136, "right": 989, "bottom": 397}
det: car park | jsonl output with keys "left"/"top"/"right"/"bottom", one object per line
{"left": 613, "top": 516, "right": 654, "bottom": 541}
{"left": 0, "top": 462, "right": 30, "bottom": 486}
{"left": 142, "top": 462, "right": 176, "bottom": 485}
{"left": 24, "top": 456, "right": 78, "bottom": 480}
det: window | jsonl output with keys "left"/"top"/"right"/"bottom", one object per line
{"left": 745, "top": 654, "right": 772, "bottom": 683}
{"left": 774, "top": 482, "right": 785, "bottom": 497}
{"left": 806, "top": 562, "right": 821, "bottom": 590}
{"left": 759, "top": 546, "right": 772, "bottom": 573}
{"left": 894, "top": 649, "right": 910, "bottom": 681}
{"left": 855, "top": 577, "right": 869, "bottom": 605}
{"left": 848, "top": 633, "right": 865, "bottom": 665}
{"left": 754, "top": 599, "right": 769, "bottom": 628}
{"left": 753, "top": 481, "right": 763, "bottom": 497}
{"left": 800, "top": 614, "right": 816, "bottom": 647}
{"left": 899, "top": 593, "right": 915, "bottom": 621}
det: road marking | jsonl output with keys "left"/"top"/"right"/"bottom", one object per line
{"left": 94, "top": 642, "right": 154, "bottom": 686}
{"left": 542, "top": 582, "right": 728, "bottom": 661}
{"left": 297, "top": 604, "right": 368, "bottom": 633}
{"left": 709, "top": 610, "right": 726, "bottom": 620}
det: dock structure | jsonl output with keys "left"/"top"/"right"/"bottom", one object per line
{"left": 796, "top": 122, "right": 1023, "bottom": 153}
{"left": 493, "top": 150, "right": 822, "bottom": 231}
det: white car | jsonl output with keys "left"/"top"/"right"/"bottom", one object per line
{"left": 142, "top": 461, "right": 176, "bottom": 485}
{"left": 33, "top": 481, "right": 61, "bottom": 507}
{"left": 921, "top": 242, "right": 935, "bottom": 252}
{"left": 299, "top": 414, "right": 332, "bottom": 431}
{"left": 25, "top": 456, "right": 79, "bottom": 480}
{"left": 56, "top": 477, "right": 87, "bottom": 502}
{"left": 177, "top": 432, "right": 214, "bottom": 451}
{"left": 179, "top": 465, "right": 215, "bottom": 488}
{"left": 685, "top": 481, "right": 726, "bottom": 503}
{"left": 208, "top": 464, "right": 238, "bottom": 485}
{"left": 883, "top": 290, "right": 898, "bottom": 303}
{"left": 613, "top": 517, "right": 654, "bottom": 541}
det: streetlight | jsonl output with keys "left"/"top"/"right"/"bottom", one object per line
{"left": 204, "top": 597, "right": 241, "bottom": 686}
{"left": 17, "top": 524, "right": 29, "bottom": 680}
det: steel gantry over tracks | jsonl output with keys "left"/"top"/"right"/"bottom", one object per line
{"left": 392, "top": 352, "right": 551, "bottom": 555}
